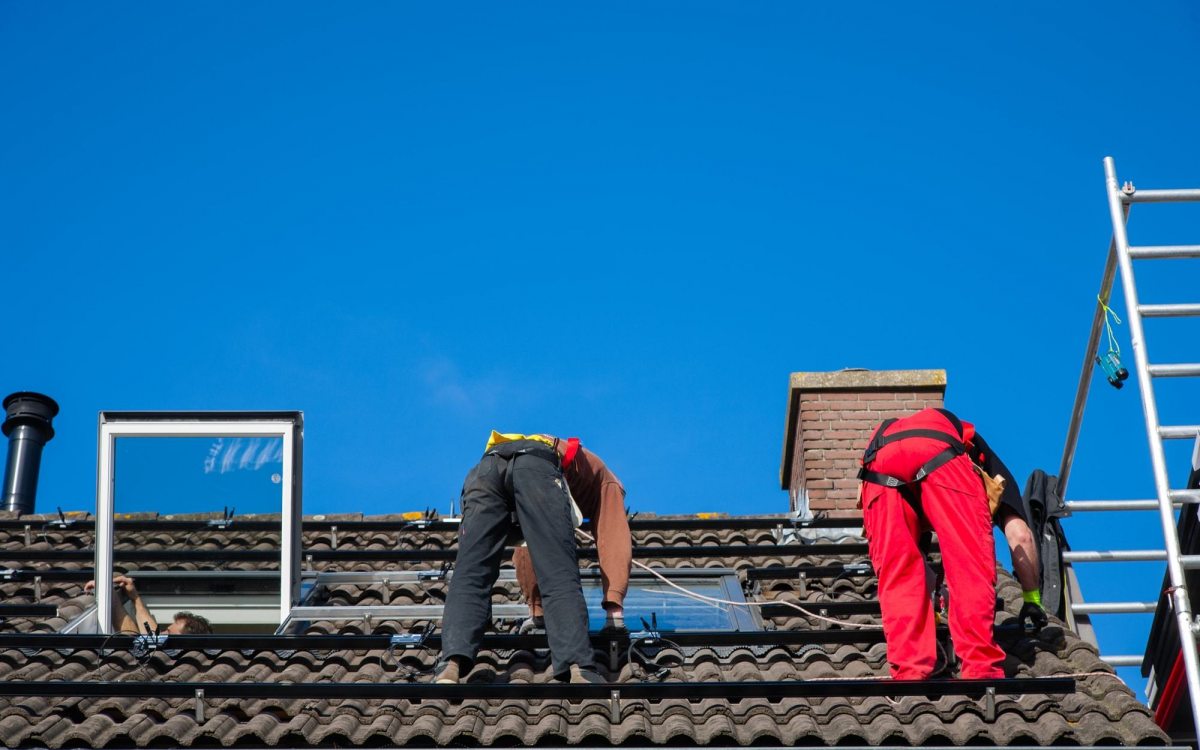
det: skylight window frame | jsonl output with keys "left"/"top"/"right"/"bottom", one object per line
{"left": 95, "top": 411, "right": 303, "bottom": 634}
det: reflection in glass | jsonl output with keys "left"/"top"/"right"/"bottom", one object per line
{"left": 107, "top": 435, "right": 286, "bottom": 632}
{"left": 115, "top": 436, "right": 284, "bottom": 516}
{"left": 583, "top": 578, "right": 740, "bottom": 632}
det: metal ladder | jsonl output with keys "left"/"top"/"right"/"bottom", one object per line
{"left": 1058, "top": 157, "right": 1200, "bottom": 727}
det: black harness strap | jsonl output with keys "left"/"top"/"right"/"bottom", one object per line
{"left": 857, "top": 414, "right": 968, "bottom": 489}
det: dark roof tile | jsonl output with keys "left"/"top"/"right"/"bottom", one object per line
{"left": 0, "top": 514, "right": 1170, "bottom": 747}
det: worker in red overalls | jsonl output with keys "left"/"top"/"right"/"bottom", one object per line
{"left": 859, "top": 408, "right": 1007, "bottom": 680}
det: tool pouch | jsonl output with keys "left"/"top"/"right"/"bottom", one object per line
{"left": 973, "top": 463, "right": 1006, "bottom": 516}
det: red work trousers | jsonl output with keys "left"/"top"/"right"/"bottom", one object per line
{"left": 861, "top": 415, "right": 1005, "bottom": 680}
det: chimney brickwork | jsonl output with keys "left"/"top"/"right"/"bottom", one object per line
{"left": 780, "top": 370, "right": 946, "bottom": 517}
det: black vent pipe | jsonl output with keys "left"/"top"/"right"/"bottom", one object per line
{"left": 2, "top": 392, "right": 58, "bottom": 515}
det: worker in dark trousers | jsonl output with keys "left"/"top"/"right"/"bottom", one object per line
{"left": 859, "top": 408, "right": 1036, "bottom": 680}
{"left": 436, "top": 433, "right": 604, "bottom": 685}
{"left": 513, "top": 437, "right": 631, "bottom": 634}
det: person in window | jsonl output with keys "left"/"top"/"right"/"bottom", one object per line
{"left": 858, "top": 408, "right": 1043, "bottom": 680}
{"left": 83, "top": 576, "right": 214, "bottom": 635}
{"left": 436, "top": 433, "right": 629, "bottom": 685}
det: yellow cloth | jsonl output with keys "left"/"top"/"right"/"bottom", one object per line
{"left": 484, "top": 431, "right": 555, "bottom": 453}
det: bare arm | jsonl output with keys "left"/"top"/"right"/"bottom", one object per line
{"left": 1001, "top": 515, "right": 1040, "bottom": 594}
{"left": 114, "top": 576, "right": 159, "bottom": 634}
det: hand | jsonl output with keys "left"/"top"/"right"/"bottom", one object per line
{"left": 113, "top": 575, "right": 139, "bottom": 599}
{"left": 83, "top": 579, "right": 97, "bottom": 595}
{"left": 1019, "top": 601, "right": 1048, "bottom": 633}
{"left": 518, "top": 616, "right": 545, "bottom": 635}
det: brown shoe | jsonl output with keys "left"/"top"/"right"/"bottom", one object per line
{"left": 569, "top": 665, "right": 605, "bottom": 684}
{"left": 434, "top": 658, "right": 464, "bottom": 684}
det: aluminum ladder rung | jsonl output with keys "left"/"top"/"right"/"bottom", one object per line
{"left": 1159, "top": 425, "right": 1200, "bottom": 439}
{"left": 1128, "top": 245, "right": 1200, "bottom": 259}
{"left": 1071, "top": 601, "right": 1157, "bottom": 614}
{"left": 1063, "top": 550, "right": 1165, "bottom": 562}
{"left": 1100, "top": 655, "right": 1144, "bottom": 667}
{"left": 1139, "top": 303, "right": 1200, "bottom": 318}
{"left": 1148, "top": 363, "right": 1200, "bottom": 378}
{"left": 1122, "top": 188, "right": 1200, "bottom": 204}
{"left": 1066, "top": 492, "right": 1200, "bottom": 512}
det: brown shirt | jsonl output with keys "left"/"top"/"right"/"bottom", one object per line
{"left": 513, "top": 440, "right": 631, "bottom": 610}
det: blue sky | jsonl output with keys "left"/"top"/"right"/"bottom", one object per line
{"left": 3, "top": 2, "right": 1199, "bottom": 694}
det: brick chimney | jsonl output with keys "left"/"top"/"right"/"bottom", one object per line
{"left": 780, "top": 369, "right": 946, "bottom": 517}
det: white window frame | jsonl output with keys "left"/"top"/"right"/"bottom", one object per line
{"left": 95, "top": 412, "right": 303, "bottom": 633}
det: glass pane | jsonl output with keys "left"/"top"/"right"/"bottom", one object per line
{"left": 106, "top": 434, "right": 285, "bottom": 635}
{"left": 115, "top": 436, "right": 284, "bottom": 515}
{"left": 583, "top": 578, "right": 737, "bottom": 632}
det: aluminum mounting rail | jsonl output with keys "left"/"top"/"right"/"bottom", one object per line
{"left": 2, "top": 542, "right": 880, "bottom": 564}
{"left": 0, "top": 604, "right": 57, "bottom": 617}
{"left": 0, "top": 677, "right": 1076, "bottom": 700}
{"left": 0, "top": 516, "right": 860, "bottom": 533}
{"left": 0, "top": 629, "right": 900, "bottom": 652}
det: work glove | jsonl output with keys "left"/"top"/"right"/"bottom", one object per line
{"left": 1019, "top": 590, "right": 1048, "bottom": 634}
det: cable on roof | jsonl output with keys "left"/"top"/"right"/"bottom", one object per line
{"left": 574, "top": 528, "right": 883, "bottom": 631}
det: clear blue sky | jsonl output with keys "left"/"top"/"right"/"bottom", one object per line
{"left": 3, "top": 2, "right": 1199, "bottom": 694}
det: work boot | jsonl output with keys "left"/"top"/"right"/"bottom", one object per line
{"left": 434, "top": 656, "right": 467, "bottom": 684}
{"left": 569, "top": 664, "right": 606, "bottom": 684}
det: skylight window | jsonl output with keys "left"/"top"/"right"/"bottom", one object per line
{"left": 95, "top": 412, "right": 303, "bottom": 634}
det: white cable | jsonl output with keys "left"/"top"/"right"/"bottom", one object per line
{"left": 575, "top": 528, "right": 882, "bottom": 630}
{"left": 580, "top": 525, "right": 1113, "bottom": 686}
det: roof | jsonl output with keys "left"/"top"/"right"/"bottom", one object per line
{"left": 0, "top": 510, "right": 1170, "bottom": 748}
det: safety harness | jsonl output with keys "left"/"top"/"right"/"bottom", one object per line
{"left": 858, "top": 409, "right": 968, "bottom": 489}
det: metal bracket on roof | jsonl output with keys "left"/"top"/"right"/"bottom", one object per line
{"left": 417, "top": 563, "right": 451, "bottom": 582}
{"left": 33, "top": 576, "right": 42, "bottom": 604}
{"left": 330, "top": 525, "right": 338, "bottom": 550}
{"left": 132, "top": 634, "right": 169, "bottom": 660}
{"left": 388, "top": 634, "right": 425, "bottom": 650}
{"left": 206, "top": 507, "right": 236, "bottom": 530}
{"left": 194, "top": 688, "right": 205, "bottom": 723}
{"left": 608, "top": 639, "right": 620, "bottom": 672}
{"left": 796, "top": 571, "right": 807, "bottom": 597}
{"left": 402, "top": 508, "right": 441, "bottom": 530}
{"left": 46, "top": 508, "right": 81, "bottom": 531}
{"left": 843, "top": 563, "right": 871, "bottom": 575}
{"left": 983, "top": 686, "right": 996, "bottom": 722}
{"left": 609, "top": 689, "right": 621, "bottom": 723}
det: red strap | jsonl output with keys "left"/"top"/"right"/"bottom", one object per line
{"left": 562, "top": 437, "right": 581, "bottom": 469}
{"left": 1154, "top": 650, "right": 1185, "bottom": 729}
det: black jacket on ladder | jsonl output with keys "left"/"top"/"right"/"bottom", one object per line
{"left": 1022, "top": 470, "right": 1072, "bottom": 620}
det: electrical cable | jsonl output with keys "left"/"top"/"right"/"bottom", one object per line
{"left": 574, "top": 528, "right": 883, "bottom": 630}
